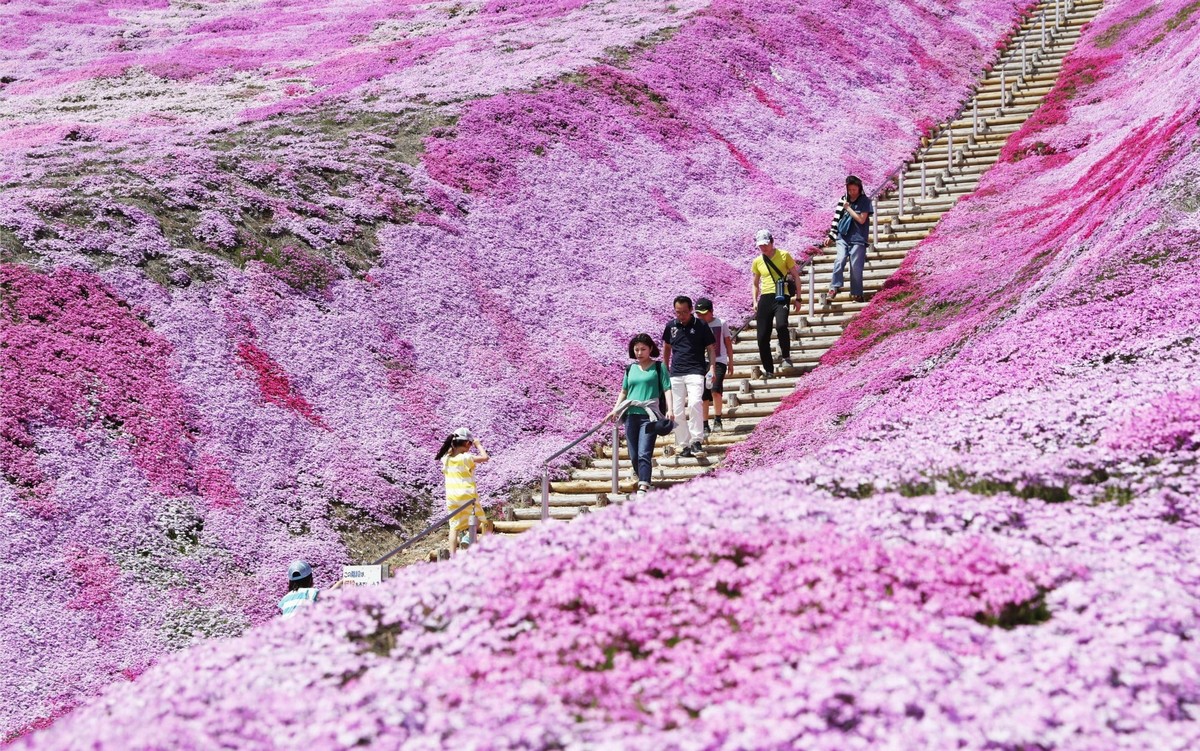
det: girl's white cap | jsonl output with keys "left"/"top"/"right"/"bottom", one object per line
{"left": 452, "top": 427, "right": 473, "bottom": 440}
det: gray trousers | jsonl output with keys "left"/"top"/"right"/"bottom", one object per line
{"left": 832, "top": 238, "right": 868, "bottom": 297}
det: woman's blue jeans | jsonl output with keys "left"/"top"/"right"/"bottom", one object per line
{"left": 623, "top": 412, "right": 657, "bottom": 485}
{"left": 832, "top": 238, "right": 868, "bottom": 297}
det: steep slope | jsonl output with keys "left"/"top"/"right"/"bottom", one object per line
{"left": 724, "top": 0, "right": 1200, "bottom": 499}
{"left": 498, "top": 0, "right": 1105, "bottom": 532}
{"left": 0, "top": 0, "right": 1027, "bottom": 739}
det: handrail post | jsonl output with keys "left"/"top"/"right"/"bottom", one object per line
{"left": 807, "top": 262, "right": 815, "bottom": 317}
{"left": 972, "top": 98, "right": 978, "bottom": 138}
{"left": 920, "top": 161, "right": 927, "bottom": 199}
{"left": 541, "top": 465, "right": 550, "bottom": 521}
{"left": 611, "top": 421, "right": 620, "bottom": 497}
{"left": 1021, "top": 38, "right": 1027, "bottom": 80}
{"left": 468, "top": 511, "right": 478, "bottom": 545}
{"left": 946, "top": 125, "right": 953, "bottom": 168}
{"left": 871, "top": 201, "right": 879, "bottom": 246}
{"left": 999, "top": 68, "right": 1006, "bottom": 113}
{"left": 1041, "top": 11, "right": 1046, "bottom": 48}
{"left": 898, "top": 167, "right": 905, "bottom": 218}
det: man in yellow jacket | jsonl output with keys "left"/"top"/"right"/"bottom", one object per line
{"left": 750, "top": 229, "right": 802, "bottom": 378}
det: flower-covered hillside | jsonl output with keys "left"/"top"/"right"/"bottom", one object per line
{"left": 16, "top": 3, "right": 1200, "bottom": 744}
{"left": 1, "top": 0, "right": 1029, "bottom": 739}
{"left": 17, "top": 464, "right": 1200, "bottom": 748}
{"left": 726, "top": 0, "right": 1200, "bottom": 507}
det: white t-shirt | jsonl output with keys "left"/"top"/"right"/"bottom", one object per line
{"left": 709, "top": 317, "right": 729, "bottom": 364}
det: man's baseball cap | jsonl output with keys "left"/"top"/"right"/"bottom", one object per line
{"left": 287, "top": 559, "right": 313, "bottom": 582}
{"left": 696, "top": 297, "right": 714, "bottom": 313}
{"left": 755, "top": 229, "right": 773, "bottom": 246}
{"left": 452, "top": 427, "right": 472, "bottom": 441}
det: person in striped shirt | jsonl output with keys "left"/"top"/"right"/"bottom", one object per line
{"left": 823, "top": 175, "right": 874, "bottom": 303}
{"left": 435, "top": 427, "right": 491, "bottom": 555}
{"left": 278, "top": 559, "right": 319, "bottom": 620}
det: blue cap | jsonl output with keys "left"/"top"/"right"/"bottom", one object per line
{"left": 287, "top": 559, "right": 313, "bottom": 581}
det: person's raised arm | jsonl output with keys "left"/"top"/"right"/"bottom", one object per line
{"left": 473, "top": 438, "right": 490, "bottom": 464}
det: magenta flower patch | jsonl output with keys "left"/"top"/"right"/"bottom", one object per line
{"left": 0, "top": 265, "right": 194, "bottom": 504}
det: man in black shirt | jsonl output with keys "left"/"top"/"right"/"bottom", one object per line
{"left": 662, "top": 295, "right": 716, "bottom": 458}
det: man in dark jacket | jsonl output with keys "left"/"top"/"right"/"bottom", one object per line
{"left": 662, "top": 296, "right": 716, "bottom": 458}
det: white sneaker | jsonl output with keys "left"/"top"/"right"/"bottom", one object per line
{"left": 781, "top": 358, "right": 795, "bottom": 369}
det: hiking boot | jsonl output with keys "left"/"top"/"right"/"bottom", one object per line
{"left": 781, "top": 357, "right": 795, "bottom": 370}
{"left": 691, "top": 441, "right": 706, "bottom": 458}
{"left": 703, "top": 421, "right": 711, "bottom": 438}
{"left": 679, "top": 444, "right": 694, "bottom": 458}
{"left": 713, "top": 417, "right": 724, "bottom": 432}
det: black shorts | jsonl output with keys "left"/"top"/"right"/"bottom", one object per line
{"left": 702, "top": 362, "right": 728, "bottom": 402}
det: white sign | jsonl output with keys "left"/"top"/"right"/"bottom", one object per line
{"left": 342, "top": 565, "right": 389, "bottom": 586}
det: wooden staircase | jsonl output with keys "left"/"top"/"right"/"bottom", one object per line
{"left": 493, "top": 0, "right": 1104, "bottom": 535}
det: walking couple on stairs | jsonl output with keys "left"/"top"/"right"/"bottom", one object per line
{"left": 607, "top": 295, "right": 734, "bottom": 498}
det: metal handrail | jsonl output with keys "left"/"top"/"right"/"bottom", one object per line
{"left": 542, "top": 418, "right": 612, "bottom": 467}
{"left": 873, "top": 1, "right": 1059, "bottom": 223}
{"left": 789, "top": 8, "right": 1060, "bottom": 322}
{"left": 371, "top": 498, "right": 478, "bottom": 566}
{"left": 540, "top": 414, "right": 618, "bottom": 521}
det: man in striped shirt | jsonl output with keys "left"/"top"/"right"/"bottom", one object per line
{"left": 278, "top": 559, "right": 319, "bottom": 620}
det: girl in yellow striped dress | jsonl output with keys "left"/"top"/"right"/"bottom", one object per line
{"left": 435, "top": 427, "right": 490, "bottom": 555}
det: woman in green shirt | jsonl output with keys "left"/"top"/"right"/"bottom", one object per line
{"left": 607, "top": 334, "right": 673, "bottom": 497}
